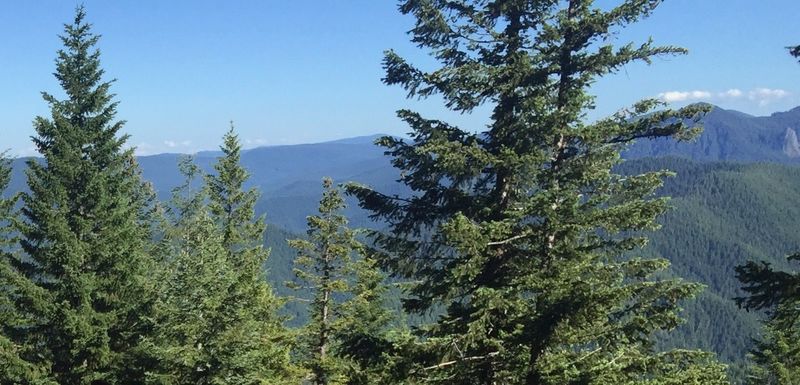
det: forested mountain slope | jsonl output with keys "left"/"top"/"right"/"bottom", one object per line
{"left": 619, "top": 158, "right": 800, "bottom": 378}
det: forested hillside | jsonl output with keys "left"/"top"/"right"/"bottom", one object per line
{"left": 619, "top": 158, "right": 800, "bottom": 379}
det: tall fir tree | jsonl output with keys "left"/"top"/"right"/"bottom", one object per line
{"left": 205, "top": 125, "right": 294, "bottom": 383}
{"left": 0, "top": 154, "right": 22, "bottom": 380}
{"left": 149, "top": 131, "right": 294, "bottom": 385}
{"left": 289, "top": 178, "right": 393, "bottom": 385}
{"left": 147, "top": 159, "right": 233, "bottom": 385}
{"left": 206, "top": 125, "right": 274, "bottom": 280}
{"left": 4, "top": 7, "right": 158, "bottom": 384}
{"left": 347, "top": 1, "right": 729, "bottom": 383}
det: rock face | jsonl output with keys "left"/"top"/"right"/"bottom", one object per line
{"left": 784, "top": 127, "right": 800, "bottom": 158}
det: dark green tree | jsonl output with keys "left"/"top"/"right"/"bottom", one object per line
{"left": 0, "top": 154, "right": 53, "bottom": 384}
{"left": 347, "top": 1, "right": 729, "bottom": 383}
{"left": 207, "top": 124, "right": 263, "bottom": 258}
{"left": 289, "top": 178, "right": 392, "bottom": 385}
{"left": 335, "top": 253, "right": 396, "bottom": 385}
{"left": 149, "top": 131, "right": 295, "bottom": 385}
{"left": 736, "top": 255, "right": 800, "bottom": 384}
{"left": 204, "top": 126, "right": 294, "bottom": 384}
{"left": 148, "top": 159, "right": 241, "bottom": 384}
{"left": 0, "top": 155, "right": 23, "bottom": 380}
{"left": 4, "top": 7, "right": 158, "bottom": 384}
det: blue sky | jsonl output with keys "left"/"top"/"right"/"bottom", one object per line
{"left": 1, "top": 1, "right": 798, "bottom": 156}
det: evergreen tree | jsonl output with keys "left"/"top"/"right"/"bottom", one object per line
{"left": 736, "top": 255, "right": 800, "bottom": 384}
{"left": 206, "top": 125, "right": 279, "bottom": 299}
{"left": 204, "top": 126, "right": 294, "bottom": 384}
{"left": 289, "top": 178, "right": 392, "bottom": 385}
{"left": 335, "top": 253, "right": 396, "bottom": 385}
{"left": 149, "top": 133, "right": 294, "bottom": 385}
{"left": 0, "top": 154, "right": 23, "bottom": 380}
{"left": 148, "top": 159, "right": 237, "bottom": 384}
{"left": 347, "top": 1, "right": 729, "bottom": 383}
{"left": 0, "top": 154, "right": 52, "bottom": 384}
{"left": 4, "top": 7, "right": 157, "bottom": 384}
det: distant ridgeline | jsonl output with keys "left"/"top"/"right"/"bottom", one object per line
{"left": 7, "top": 105, "right": 800, "bottom": 378}
{"left": 624, "top": 105, "right": 800, "bottom": 162}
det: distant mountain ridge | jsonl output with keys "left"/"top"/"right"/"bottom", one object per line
{"left": 7, "top": 133, "right": 400, "bottom": 233}
{"left": 8, "top": 105, "right": 800, "bottom": 228}
{"left": 624, "top": 105, "right": 800, "bottom": 162}
{"left": 7, "top": 105, "right": 800, "bottom": 229}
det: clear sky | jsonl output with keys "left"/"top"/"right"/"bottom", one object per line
{"left": 1, "top": 1, "right": 798, "bottom": 156}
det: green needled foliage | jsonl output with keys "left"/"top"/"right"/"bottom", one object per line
{"left": 148, "top": 131, "right": 295, "bottom": 385}
{"left": 736, "top": 255, "right": 800, "bottom": 384}
{"left": 0, "top": 155, "right": 22, "bottom": 380}
{"left": 207, "top": 124, "right": 265, "bottom": 263}
{"left": 205, "top": 126, "right": 294, "bottom": 384}
{"left": 148, "top": 159, "right": 230, "bottom": 384}
{"left": 4, "top": 7, "right": 158, "bottom": 384}
{"left": 0, "top": 154, "right": 53, "bottom": 384}
{"left": 347, "top": 1, "right": 729, "bottom": 384}
{"left": 289, "top": 178, "right": 393, "bottom": 385}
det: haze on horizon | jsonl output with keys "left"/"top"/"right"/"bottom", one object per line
{"left": 1, "top": 0, "right": 798, "bottom": 156}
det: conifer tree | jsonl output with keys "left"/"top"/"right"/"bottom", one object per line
{"left": 0, "top": 155, "right": 23, "bottom": 380}
{"left": 335, "top": 249, "right": 396, "bottom": 385}
{"left": 206, "top": 125, "right": 278, "bottom": 299}
{"left": 148, "top": 160, "right": 239, "bottom": 385}
{"left": 206, "top": 125, "right": 293, "bottom": 382}
{"left": 4, "top": 7, "right": 157, "bottom": 384}
{"left": 736, "top": 255, "right": 800, "bottom": 384}
{"left": 289, "top": 178, "right": 392, "bottom": 385}
{"left": 150, "top": 133, "right": 294, "bottom": 385}
{"left": 0, "top": 155, "right": 51, "bottom": 384}
{"left": 347, "top": 1, "right": 729, "bottom": 383}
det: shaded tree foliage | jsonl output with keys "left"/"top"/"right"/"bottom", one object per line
{"left": 3, "top": 7, "right": 158, "bottom": 384}
{"left": 736, "top": 252, "right": 800, "bottom": 384}
{"left": 0, "top": 154, "right": 54, "bottom": 384}
{"left": 289, "top": 178, "right": 393, "bottom": 385}
{"left": 348, "top": 1, "right": 729, "bottom": 383}
{"left": 147, "top": 130, "right": 295, "bottom": 385}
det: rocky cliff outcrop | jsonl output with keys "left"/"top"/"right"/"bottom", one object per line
{"left": 783, "top": 127, "right": 800, "bottom": 158}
